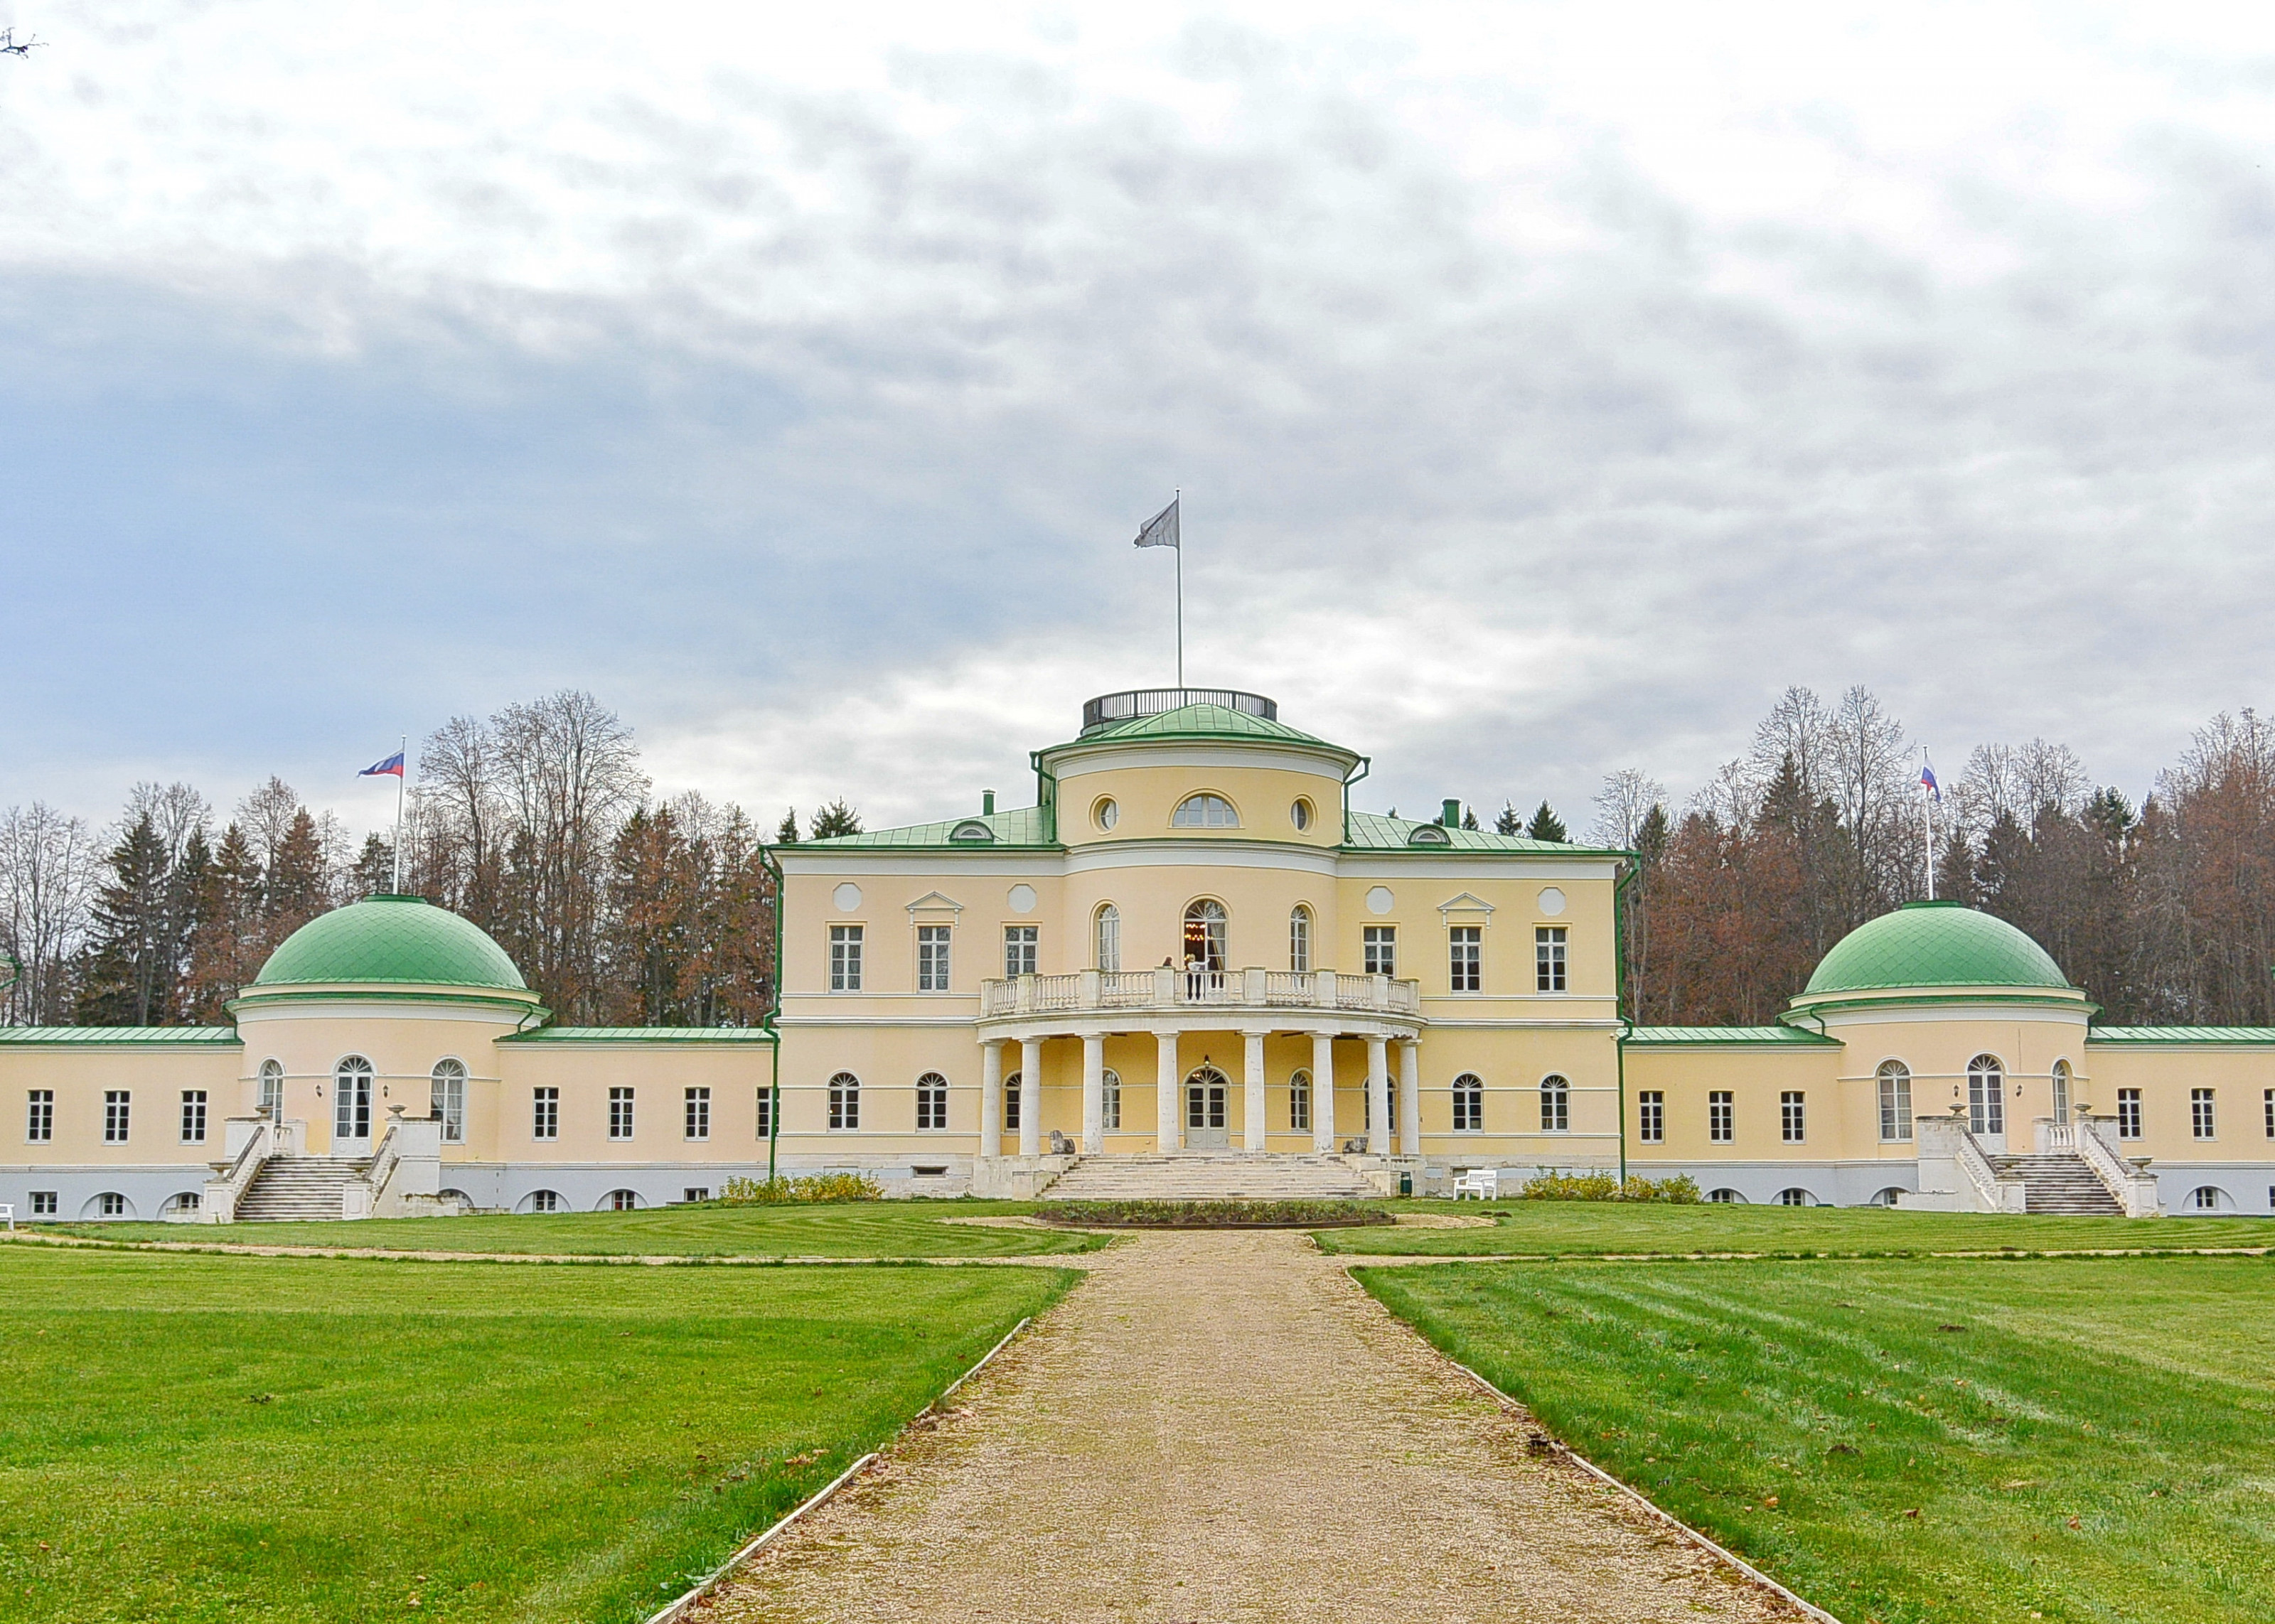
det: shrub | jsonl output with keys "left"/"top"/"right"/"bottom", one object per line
{"left": 717, "top": 1173, "right": 884, "bottom": 1205}
{"left": 1039, "top": 1198, "right": 1391, "bottom": 1228}
{"left": 1514, "top": 1171, "right": 1702, "bottom": 1204}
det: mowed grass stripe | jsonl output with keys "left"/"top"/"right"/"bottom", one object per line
{"left": 0, "top": 1247, "right": 1075, "bottom": 1624}
{"left": 1364, "top": 1255, "right": 2275, "bottom": 1624}
{"left": 41, "top": 1200, "right": 1106, "bottom": 1259}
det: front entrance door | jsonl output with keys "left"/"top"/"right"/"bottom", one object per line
{"left": 333, "top": 1058, "right": 374, "bottom": 1152}
{"left": 1185, "top": 1067, "right": 1230, "bottom": 1149}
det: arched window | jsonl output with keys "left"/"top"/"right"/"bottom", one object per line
{"left": 334, "top": 1056, "right": 374, "bottom": 1142}
{"left": 1776, "top": 1188, "right": 1814, "bottom": 1207}
{"left": 603, "top": 1188, "right": 641, "bottom": 1212}
{"left": 1172, "top": 793, "right": 1240, "bottom": 829}
{"left": 1004, "top": 1071, "right": 1022, "bottom": 1131}
{"left": 828, "top": 1072, "right": 861, "bottom": 1131}
{"left": 1876, "top": 1060, "right": 1912, "bottom": 1143}
{"left": 1967, "top": 1055, "right": 2006, "bottom": 1136}
{"left": 2188, "top": 1185, "right": 2226, "bottom": 1212}
{"left": 1538, "top": 1074, "right": 1570, "bottom": 1133}
{"left": 1101, "top": 1068, "right": 1121, "bottom": 1131}
{"left": 257, "top": 1059, "right": 284, "bottom": 1120}
{"left": 1094, "top": 903, "right": 1121, "bottom": 972}
{"left": 916, "top": 1072, "right": 949, "bottom": 1131}
{"left": 1289, "top": 905, "right": 1313, "bottom": 973}
{"left": 525, "top": 1189, "right": 562, "bottom": 1213}
{"left": 1289, "top": 1069, "right": 1311, "bottom": 1132}
{"left": 164, "top": 1190, "right": 202, "bottom": 1217}
{"left": 1452, "top": 1073, "right": 1484, "bottom": 1132}
{"left": 430, "top": 1058, "right": 468, "bottom": 1144}
{"left": 1707, "top": 1188, "right": 1744, "bottom": 1204}
{"left": 2051, "top": 1059, "right": 2072, "bottom": 1126}
{"left": 1870, "top": 1186, "right": 1908, "bottom": 1208}
{"left": 1183, "top": 900, "right": 1228, "bottom": 972}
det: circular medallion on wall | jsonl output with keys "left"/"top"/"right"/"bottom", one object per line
{"left": 1007, "top": 883, "right": 1039, "bottom": 914}
{"left": 832, "top": 883, "right": 862, "bottom": 913}
{"left": 1365, "top": 885, "right": 1394, "bottom": 915}
{"left": 1093, "top": 797, "right": 1119, "bottom": 831}
{"left": 1537, "top": 886, "right": 1567, "bottom": 917}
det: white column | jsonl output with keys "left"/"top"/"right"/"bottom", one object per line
{"left": 1242, "top": 1029, "right": 1268, "bottom": 1151}
{"left": 1366, "top": 1035, "right": 1391, "bottom": 1156}
{"left": 1310, "top": 1031, "right": 1337, "bottom": 1153}
{"left": 980, "top": 1039, "right": 1005, "bottom": 1158}
{"left": 1081, "top": 1032, "right": 1106, "bottom": 1155}
{"left": 1398, "top": 1038, "right": 1421, "bottom": 1156}
{"left": 1156, "top": 1030, "right": 1182, "bottom": 1151}
{"left": 1019, "top": 1036, "right": 1044, "bottom": 1158}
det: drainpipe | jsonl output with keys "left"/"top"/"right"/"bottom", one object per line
{"left": 1614, "top": 859, "right": 1634, "bottom": 1187}
{"left": 1342, "top": 757, "right": 1371, "bottom": 844}
{"left": 760, "top": 841, "right": 786, "bottom": 1185}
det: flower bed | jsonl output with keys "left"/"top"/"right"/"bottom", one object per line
{"left": 1038, "top": 1198, "right": 1393, "bottom": 1230}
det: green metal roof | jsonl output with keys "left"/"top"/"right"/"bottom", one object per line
{"left": 1341, "top": 810, "right": 1612, "bottom": 856}
{"left": 1802, "top": 903, "right": 2069, "bottom": 996}
{"left": 1051, "top": 701, "right": 1348, "bottom": 753}
{"left": 2087, "top": 1026, "right": 2275, "bottom": 1045}
{"left": 0, "top": 1026, "right": 241, "bottom": 1045}
{"left": 500, "top": 1026, "right": 775, "bottom": 1043}
{"left": 252, "top": 896, "right": 528, "bottom": 989}
{"left": 1622, "top": 1025, "right": 1841, "bottom": 1046}
{"left": 803, "top": 804, "right": 1056, "bottom": 850}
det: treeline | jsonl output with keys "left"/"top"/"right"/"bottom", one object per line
{"left": 1586, "top": 687, "right": 2275, "bottom": 1028}
{"left": 0, "top": 692, "right": 858, "bottom": 1029}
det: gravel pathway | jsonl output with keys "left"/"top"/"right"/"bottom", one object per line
{"left": 706, "top": 1230, "right": 1805, "bottom": 1623}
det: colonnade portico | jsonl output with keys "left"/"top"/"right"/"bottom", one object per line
{"left": 975, "top": 1024, "right": 1423, "bottom": 1156}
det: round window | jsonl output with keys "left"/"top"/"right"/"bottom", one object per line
{"left": 1094, "top": 797, "right": 1119, "bottom": 832}
{"left": 1291, "top": 798, "right": 1313, "bottom": 832}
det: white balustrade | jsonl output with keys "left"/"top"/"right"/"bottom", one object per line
{"left": 977, "top": 966, "right": 1422, "bottom": 1021}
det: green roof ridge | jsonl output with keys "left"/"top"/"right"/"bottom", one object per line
{"left": 1341, "top": 809, "right": 1617, "bottom": 856}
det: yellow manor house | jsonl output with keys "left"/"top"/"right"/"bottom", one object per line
{"left": 6, "top": 688, "right": 2274, "bottom": 1222}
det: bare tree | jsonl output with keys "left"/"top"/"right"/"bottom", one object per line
{"left": 1589, "top": 768, "right": 1667, "bottom": 851}
{"left": 0, "top": 804, "right": 102, "bottom": 1024}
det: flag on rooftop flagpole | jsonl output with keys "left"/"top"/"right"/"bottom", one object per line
{"left": 359, "top": 750, "right": 405, "bottom": 778}
{"left": 1133, "top": 496, "right": 1179, "bottom": 549}
{"left": 1918, "top": 760, "right": 1940, "bottom": 802}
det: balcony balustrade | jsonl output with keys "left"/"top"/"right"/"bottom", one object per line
{"left": 978, "top": 965, "right": 1420, "bottom": 1021}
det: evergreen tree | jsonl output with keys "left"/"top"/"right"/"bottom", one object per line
{"left": 266, "top": 810, "right": 331, "bottom": 928}
{"left": 76, "top": 814, "right": 176, "bottom": 1025}
{"left": 1524, "top": 800, "right": 1568, "bottom": 843}
{"left": 774, "top": 808, "right": 800, "bottom": 845}
{"left": 1494, "top": 802, "right": 1522, "bottom": 836}
{"left": 348, "top": 833, "right": 395, "bottom": 899}
{"left": 808, "top": 799, "right": 862, "bottom": 840}
{"left": 1460, "top": 807, "right": 1479, "bottom": 831}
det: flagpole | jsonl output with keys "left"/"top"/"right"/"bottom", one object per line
{"left": 1174, "top": 487, "right": 1183, "bottom": 689}
{"left": 393, "top": 733, "right": 406, "bottom": 896}
{"left": 1922, "top": 753, "right": 1934, "bottom": 902}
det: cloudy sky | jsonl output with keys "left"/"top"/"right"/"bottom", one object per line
{"left": 6, "top": 2, "right": 2275, "bottom": 839}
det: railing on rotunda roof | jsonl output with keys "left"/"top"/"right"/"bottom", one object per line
{"left": 1080, "top": 687, "right": 1278, "bottom": 735}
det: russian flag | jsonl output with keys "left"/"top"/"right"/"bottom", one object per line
{"left": 359, "top": 750, "right": 405, "bottom": 778}
{"left": 1919, "top": 761, "right": 1940, "bottom": 802}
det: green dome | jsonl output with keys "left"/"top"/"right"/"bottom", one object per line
{"left": 1804, "top": 902, "right": 2068, "bottom": 996}
{"left": 252, "top": 896, "right": 526, "bottom": 990}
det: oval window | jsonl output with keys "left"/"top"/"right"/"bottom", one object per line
{"left": 1093, "top": 797, "right": 1119, "bottom": 832}
{"left": 1291, "top": 798, "right": 1313, "bottom": 832}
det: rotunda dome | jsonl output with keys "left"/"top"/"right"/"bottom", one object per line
{"left": 252, "top": 896, "right": 526, "bottom": 990}
{"left": 1803, "top": 901, "right": 2067, "bottom": 996}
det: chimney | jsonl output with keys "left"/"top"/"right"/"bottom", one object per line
{"left": 1442, "top": 798, "right": 1461, "bottom": 827}
{"left": 983, "top": 790, "right": 996, "bottom": 815}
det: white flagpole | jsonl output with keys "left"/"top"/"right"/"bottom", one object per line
{"left": 393, "top": 733, "right": 407, "bottom": 896}
{"left": 1922, "top": 754, "right": 1934, "bottom": 901}
{"left": 1174, "top": 488, "right": 1183, "bottom": 689}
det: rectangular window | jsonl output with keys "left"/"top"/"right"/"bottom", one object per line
{"left": 1003, "top": 925, "right": 1039, "bottom": 978}
{"left": 103, "top": 1090, "right": 130, "bottom": 1144}
{"left": 26, "top": 1090, "right": 53, "bottom": 1144}
{"left": 1879, "top": 1072, "right": 1914, "bottom": 1142}
{"left": 2192, "top": 1087, "right": 2216, "bottom": 1140}
{"left": 683, "top": 1187, "right": 711, "bottom": 1204}
{"left": 532, "top": 1087, "right": 559, "bottom": 1141}
{"left": 99, "top": 1192, "right": 125, "bottom": 1217}
{"left": 917, "top": 1075, "right": 949, "bottom": 1131}
{"left": 755, "top": 1087, "right": 773, "bottom": 1139}
{"left": 1781, "top": 1090, "right": 1806, "bottom": 1143}
{"left": 1708, "top": 1090, "right": 1733, "bottom": 1144}
{"left": 1638, "top": 1090, "right": 1664, "bottom": 1144}
{"left": 916, "top": 925, "right": 952, "bottom": 991}
{"left": 1363, "top": 925, "right": 1397, "bottom": 977}
{"left": 829, "top": 925, "right": 864, "bottom": 992}
{"left": 1448, "top": 926, "right": 1482, "bottom": 992}
{"left": 608, "top": 1087, "right": 635, "bottom": 1141}
{"left": 181, "top": 1090, "right": 208, "bottom": 1145}
{"left": 2265, "top": 1088, "right": 2274, "bottom": 1139}
{"left": 1535, "top": 926, "right": 1568, "bottom": 993}
{"left": 2118, "top": 1087, "right": 2142, "bottom": 1140}
{"left": 684, "top": 1087, "right": 711, "bottom": 1141}
{"left": 29, "top": 1190, "right": 57, "bottom": 1216}
{"left": 1454, "top": 1077, "right": 1484, "bottom": 1132}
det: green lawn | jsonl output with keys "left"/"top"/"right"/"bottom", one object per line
{"left": 1315, "top": 1200, "right": 2275, "bottom": 1257}
{"left": 35, "top": 1199, "right": 1106, "bottom": 1258}
{"left": 0, "top": 1247, "right": 1074, "bottom": 1623}
{"left": 1364, "top": 1254, "right": 2275, "bottom": 1624}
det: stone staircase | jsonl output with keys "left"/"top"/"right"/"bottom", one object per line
{"left": 1991, "top": 1153, "right": 2124, "bottom": 1215}
{"left": 235, "top": 1156, "right": 368, "bottom": 1222}
{"left": 1042, "top": 1152, "right": 1379, "bottom": 1202}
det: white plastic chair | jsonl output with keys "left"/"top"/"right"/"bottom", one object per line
{"left": 1451, "top": 1169, "right": 1499, "bottom": 1201}
{"left": 0, "top": 1203, "right": 14, "bottom": 1231}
